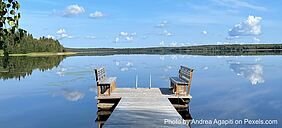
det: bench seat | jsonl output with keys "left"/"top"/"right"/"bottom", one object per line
{"left": 170, "top": 77, "right": 188, "bottom": 85}
{"left": 99, "top": 77, "right": 117, "bottom": 85}
{"left": 169, "top": 66, "right": 194, "bottom": 96}
{"left": 95, "top": 67, "right": 117, "bottom": 96}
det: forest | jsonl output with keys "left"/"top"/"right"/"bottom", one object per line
{"left": 0, "top": 31, "right": 65, "bottom": 54}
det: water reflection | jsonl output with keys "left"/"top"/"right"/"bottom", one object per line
{"left": 0, "top": 55, "right": 281, "bottom": 128}
{"left": 0, "top": 56, "right": 65, "bottom": 80}
{"left": 63, "top": 89, "right": 85, "bottom": 101}
{"left": 51, "top": 88, "right": 85, "bottom": 102}
{"left": 89, "top": 85, "right": 97, "bottom": 93}
{"left": 229, "top": 61, "right": 264, "bottom": 85}
{"left": 113, "top": 60, "right": 136, "bottom": 72}
{"left": 56, "top": 67, "right": 67, "bottom": 77}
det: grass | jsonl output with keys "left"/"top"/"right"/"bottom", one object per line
{"left": 0, "top": 51, "right": 77, "bottom": 57}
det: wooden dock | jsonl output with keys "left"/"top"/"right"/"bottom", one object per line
{"left": 96, "top": 88, "right": 192, "bottom": 128}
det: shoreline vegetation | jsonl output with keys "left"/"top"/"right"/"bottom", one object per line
{"left": 65, "top": 44, "right": 282, "bottom": 56}
{"left": 2, "top": 32, "right": 65, "bottom": 54}
{"left": 2, "top": 44, "right": 282, "bottom": 57}
{"left": 0, "top": 50, "right": 76, "bottom": 57}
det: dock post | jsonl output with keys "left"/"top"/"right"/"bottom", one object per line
{"left": 149, "top": 75, "right": 152, "bottom": 89}
{"left": 135, "top": 75, "right": 138, "bottom": 89}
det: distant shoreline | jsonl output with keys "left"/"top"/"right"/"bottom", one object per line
{"left": 1, "top": 44, "right": 282, "bottom": 57}
{"left": 65, "top": 44, "right": 282, "bottom": 56}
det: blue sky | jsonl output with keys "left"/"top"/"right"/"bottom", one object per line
{"left": 20, "top": 0, "right": 282, "bottom": 48}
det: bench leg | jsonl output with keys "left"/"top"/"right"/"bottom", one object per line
{"left": 108, "top": 85, "right": 111, "bottom": 96}
{"left": 97, "top": 86, "right": 101, "bottom": 97}
{"left": 184, "top": 85, "right": 187, "bottom": 96}
{"left": 170, "top": 81, "right": 173, "bottom": 89}
{"left": 187, "top": 83, "right": 191, "bottom": 95}
{"left": 171, "top": 82, "right": 176, "bottom": 93}
{"left": 175, "top": 84, "right": 178, "bottom": 96}
{"left": 111, "top": 81, "right": 116, "bottom": 92}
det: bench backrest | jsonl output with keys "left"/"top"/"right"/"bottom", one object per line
{"left": 95, "top": 67, "right": 106, "bottom": 84}
{"left": 178, "top": 66, "right": 194, "bottom": 83}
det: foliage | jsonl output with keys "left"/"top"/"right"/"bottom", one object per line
{"left": 0, "top": 0, "right": 23, "bottom": 56}
{"left": 4, "top": 32, "right": 65, "bottom": 53}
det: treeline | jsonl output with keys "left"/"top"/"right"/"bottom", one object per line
{"left": 65, "top": 44, "right": 282, "bottom": 56}
{"left": 1, "top": 31, "right": 64, "bottom": 54}
{"left": 179, "top": 44, "right": 282, "bottom": 51}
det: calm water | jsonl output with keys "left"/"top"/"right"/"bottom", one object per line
{"left": 0, "top": 55, "right": 282, "bottom": 128}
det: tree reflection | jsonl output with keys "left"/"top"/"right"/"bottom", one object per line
{"left": 0, "top": 56, "right": 65, "bottom": 80}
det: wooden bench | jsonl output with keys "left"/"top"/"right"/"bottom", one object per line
{"left": 94, "top": 67, "right": 117, "bottom": 97}
{"left": 169, "top": 66, "right": 194, "bottom": 96}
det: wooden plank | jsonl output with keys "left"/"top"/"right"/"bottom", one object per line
{"left": 97, "top": 103, "right": 115, "bottom": 108}
{"left": 103, "top": 88, "right": 190, "bottom": 128}
{"left": 97, "top": 111, "right": 112, "bottom": 116}
{"left": 172, "top": 104, "right": 188, "bottom": 109}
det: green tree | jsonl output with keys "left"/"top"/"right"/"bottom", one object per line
{"left": 0, "top": 0, "right": 23, "bottom": 57}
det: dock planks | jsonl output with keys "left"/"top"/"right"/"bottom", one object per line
{"left": 98, "top": 88, "right": 191, "bottom": 128}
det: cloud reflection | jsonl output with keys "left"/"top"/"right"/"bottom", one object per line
{"left": 163, "top": 65, "right": 172, "bottom": 72}
{"left": 63, "top": 90, "right": 85, "bottom": 101}
{"left": 113, "top": 60, "right": 135, "bottom": 72}
{"left": 56, "top": 67, "right": 67, "bottom": 77}
{"left": 89, "top": 86, "right": 97, "bottom": 93}
{"left": 229, "top": 62, "right": 264, "bottom": 85}
{"left": 51, "top": 89, "right": 85, "bottom": 102}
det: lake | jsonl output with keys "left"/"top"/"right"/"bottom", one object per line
{"left": 0, "top": 55, "right": 281, "bottom": 128}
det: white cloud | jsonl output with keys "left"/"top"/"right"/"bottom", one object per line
{"left": 253, "top": 37, "right": 260, "bottom": 42}
{"left": 114, "top": 37, "right": 119, "bottom": 43}
{"left": 226, "top": 36, "right": 240, "bottom": 40}
{"left": 117, "top": 32, "right": 136, "bottom": 42}
{"left": 155, "top": 20, "right": 168, "bottom": 28}
{"left": 126, "top": 36, "right": 133, "bottom": 41}
{"left": 170, "top": 42, "right": 177, "bottom": 47}
{"left": 56, "top": 29, "right": 66, "bottom": 35}
{"left": 85, "top": 36, "right": 96, "bottom": 39}
{"left": 202, "top": 30, "right": 208, "bottom": 35}
{"left": 46, "top": 35, "right": 55, "bottom": 39}
{"left": 119, "top": 32, "right": 129, "bottom": 36}
{"left": 89, "top": 11, "right": 105, "bottom": 18}
{"left": 131, "top": 32, "right": 137, "bottom": 36}
{"left": 63, "top": 5, "right": 85, "bottom": 17}
{"left": 159, "top": 41, "right": 165, "bottom": 46}
{"left": 162, "top": 20, "right": 168, "bottom": 24}
{"left": 56, "top": 28, "right": 73, "bottom": 40}
{"left": 162, "top": 30, "right": 173, "bottom": 36}
{"left": 119, "top": 32, "right": 136, "bottom": 37}
{"left": 179, "top": 43, "right": 185, "bottom": 46}
{"left": 228, "top": 15, "right": 262, "bottom": 37}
